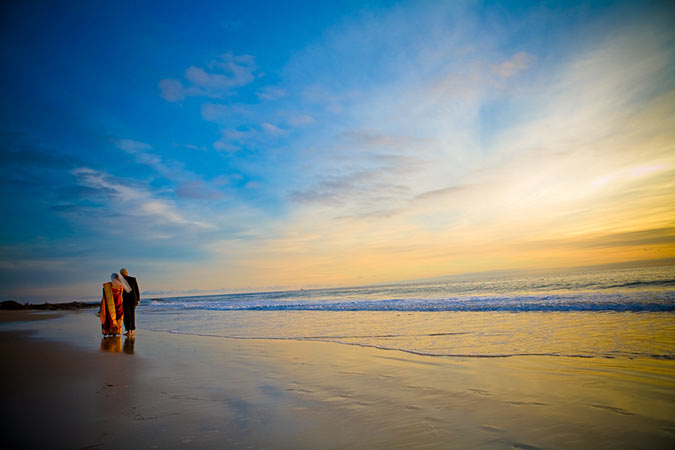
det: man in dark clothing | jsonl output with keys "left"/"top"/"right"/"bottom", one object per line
{"left": 120, "top": 268, "right": 140, "bottom": 335}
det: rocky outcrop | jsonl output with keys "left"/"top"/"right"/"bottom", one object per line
{"left": 0, "top": 300, "right": 100, "bottom": 310}
{"left": 0, "top": 300, "right": 26, "bottom": 310}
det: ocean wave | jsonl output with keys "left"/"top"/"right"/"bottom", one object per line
{"left": 600, "top": 279, "right": 675, "bottom": 289}
{"left": 147, "top": 291, "right": 675, "bottom": 312}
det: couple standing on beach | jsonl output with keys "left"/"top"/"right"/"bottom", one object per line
{"left": 100, "top": 268, "right": 140, "bottom": 337}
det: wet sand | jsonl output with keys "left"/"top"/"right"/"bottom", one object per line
{"left": 0, "top": 310, "right": 63, "bottom": 323}
{"left": 1, "top": 311, "right": 674, "bottom": 449}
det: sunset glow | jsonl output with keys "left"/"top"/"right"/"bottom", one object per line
{"left": 1, "top": 0, "right": 673, "bottom": 300}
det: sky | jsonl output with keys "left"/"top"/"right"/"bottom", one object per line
{"left": 1, "top": 0, "right": 674, "bottom": 301}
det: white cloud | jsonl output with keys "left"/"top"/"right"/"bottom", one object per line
{"left": 159, "top": 78, "right": 186, "bottom": 102}
{"left": 261, "top": 122, "right": 285, "bottom": 135}
{"left": 71, "top": 167, "right": 215, "bottom": 230}
{"left": 159, "top": 52, "right": 257, "bottom": 102}
{"left": 111, "top": 138, "right": 153, "bottom": 153}
{"left": 210, "top": 122, "right": 287, "bottom": 151}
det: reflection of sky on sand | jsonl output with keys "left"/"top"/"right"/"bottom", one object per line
{"left": 132, "top": 325, "right": 675, "bottom": 449}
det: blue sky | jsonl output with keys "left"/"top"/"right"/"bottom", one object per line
{"left": 1, "top": 0, "right": 673, "bottom": 300}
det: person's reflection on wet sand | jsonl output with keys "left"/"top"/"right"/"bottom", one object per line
{"left": 123, "top": 336, "right": 135, "bottom": 355}
{"left": 100, "top": 336, "right": 122, "bottom": 352}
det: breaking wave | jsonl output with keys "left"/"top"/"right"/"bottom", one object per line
{"left": 148, "top": 291, "right": 675, "bottom": 312}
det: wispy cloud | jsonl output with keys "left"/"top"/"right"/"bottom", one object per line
{"left": 413, "top": 185, "right": 467, "bottom": 202}
{"left": 111, "top": 138, "right": 152, "bottom": 153}
{"left": 176, "top": 181, "right": 224, "bottom": 200}
{"left": 111, "top": 137, "right": 192, "bottom": 182}
{"left": 260, "top": 122, "right": 285, "bottom": 135}
{"left": 200, "top": 103, "right": 257, "bottom": 125}
{"left": 491, "top": 52, "right": 536, "bottom": 77}
{"left": 287, "top": 114, "right": 314, "bottom": 126}
{"left": 256, "top": 86, "right": 286, "bottom": 100}
{"left": 71, "top": 167, "right": 215, "bottom": 230}
{"left": 159, "top": 52, "right": 257, "bottom": 102}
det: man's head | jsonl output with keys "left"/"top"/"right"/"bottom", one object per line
{"left": 120, "top": 268, "right": 129, "bottom": 276}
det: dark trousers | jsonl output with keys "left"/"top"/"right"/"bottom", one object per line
{"left": 123, "top": 302, "right": 136, "bottom": 331}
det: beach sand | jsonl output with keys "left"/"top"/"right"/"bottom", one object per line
{"left": 0, "top": 310, "right": 63, "bottom": 323}
{"left": 1, "top": 311, "right": 674, "bottom": 449}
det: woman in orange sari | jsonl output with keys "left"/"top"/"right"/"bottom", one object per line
{"left": 100, "top": 273, "right": 131, "bottom": 336}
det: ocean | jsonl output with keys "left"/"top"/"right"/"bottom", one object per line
{"left": 142, "top": 265, "right": 675, "bottom": 360}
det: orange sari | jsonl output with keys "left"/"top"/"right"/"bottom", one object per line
{"left": 100, "top": 282, "right": 124, "bottom": 335}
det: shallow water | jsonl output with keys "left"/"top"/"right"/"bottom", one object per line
{"left": 142, "top": 310, "right": 675, "bottom": 359}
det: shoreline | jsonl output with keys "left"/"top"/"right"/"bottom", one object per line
{"left": 2, "top": 311, "right": 674, "bottom": 449}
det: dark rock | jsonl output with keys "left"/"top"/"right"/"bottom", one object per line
{"left": 1, "top": 301, "right": 99, "bottom": 311}
{"left": 0, "top": 300, "right": 27, "bottom": 310}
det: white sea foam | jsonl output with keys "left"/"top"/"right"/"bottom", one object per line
{"left": 147, "top": 291, "right": 675, "bottom": 312}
